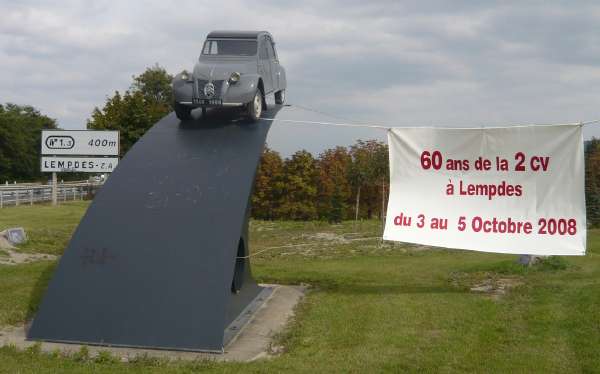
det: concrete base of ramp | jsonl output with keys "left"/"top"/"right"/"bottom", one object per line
{"left": 1, "top": 284, "right": 306, "bottom": 362}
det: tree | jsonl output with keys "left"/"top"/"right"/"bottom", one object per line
{"left": 252, "top": 146, "right": 284, "bottom": 219}
{"left": 249, "top": 141, "right": 390, "bottom": 222}
{"left": 585, "top": 138, "right": 600, "bottom": 227}
{"left": 0, "top": 103, "right": 57, "bottom": 182}
{"left": 275, "top": 150, "right": 318, "bottom": 220}
{"left": 372, "top": 141, "right": 390, "bottom": 221}
{"left": 316, "top": 147, "right": 352, "bottom": 222}
{"left": 132, "top": 64, "right": 174, "bottom": 110}
{"left": 349, "top": 140, "right": 373, "bottom": 221}
{"left": 348, "top": 140, "right": 389, "bottom": 220}
{"left": 87, "top": 65, "right": 173, "bottom": 156}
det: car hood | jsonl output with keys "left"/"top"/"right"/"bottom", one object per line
{"left": 193, "top": 57, "right": 257, "bottom": 81}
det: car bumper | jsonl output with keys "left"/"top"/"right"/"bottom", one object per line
{"left": 173, "top": 78, "right": 256, "bottom": 108}
{"left": 179, "top": 100, "right": 245, "bottom": 108}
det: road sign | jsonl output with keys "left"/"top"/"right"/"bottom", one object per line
{"left": 41, "top": 156, "right": 119, "bottom": 173}
{"left": 41, "top": 130, "right": 119, "bottom": 156}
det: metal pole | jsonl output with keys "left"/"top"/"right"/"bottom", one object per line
{"left": 52, "top": 172, "right": 57, "bottom": 206}
{"left": 16, "top": 190, "right": 19, "bottom": 206}
{"left": 30, "top": 189, "right": 33, "bottom": 205}
{"left": 0, "top": 190, "right": 3, "bottom": 208}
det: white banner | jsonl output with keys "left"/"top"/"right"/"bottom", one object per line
{"left": 383, "top": 124, "right": 586, "bottom": 256}
{"left": 41, "top": 130, "right": 119, "bottom": 156}
{"left": 41, "top": 157, "right": 119, "bottom": 173}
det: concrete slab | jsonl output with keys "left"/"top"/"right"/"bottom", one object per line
{"left": 0, "top": 284, "right": 306, "bottom": 362}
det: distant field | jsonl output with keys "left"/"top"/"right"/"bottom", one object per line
{"left": 0, "top": 203, "right": 599, "bottom": 373}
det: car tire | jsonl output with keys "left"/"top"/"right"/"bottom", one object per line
{"left": 174, "top": 102, "right": 192, "bottom": 120}
{"left": 275, "top": 89, "right": 285, "bottom": 105}
{"left": 247, "top": 89, "right": 263, "bottom": 122}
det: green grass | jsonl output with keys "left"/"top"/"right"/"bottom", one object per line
{"left": 0, "top": 203, "right": 599, "bottom": 372}
{"left": 0, "top": 261, "right": 56, "bottom": 326}
{"left": 0, "top": 201, "right": 89, "bottom": 255}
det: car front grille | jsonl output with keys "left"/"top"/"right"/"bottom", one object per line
{"left": 195, "top": 79, "right": 224, "bottom": 99}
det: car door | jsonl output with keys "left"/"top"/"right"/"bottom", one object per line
{"left": 258, "top": 37, "right": 273, "bottom": 93}
{"left": 265, "top": 37, "right": 280, "bottom": 91}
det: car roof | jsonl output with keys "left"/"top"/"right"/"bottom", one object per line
{"left": 206, "top": 30, "right": 271, "bottom": 40}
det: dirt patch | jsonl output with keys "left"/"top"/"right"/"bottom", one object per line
{"left": 0, "top": 249, "right": 57, "bottom": 265}
{"left": 305, "top": 232, "right": 351, "bottom": 244}
{"left": 450, "top": 272, "right": 523, "bottom": 300}
{"left": 470, "top": 277, "right": 523, "bottom": 300}
{"left": 0, "top": 236, "right": 13, "bottom": 250}
{"left": 251, "top": 222, "right": 277, "bottom": 232}
{"left": 410, "top": 244, "right": 436, "bottom": 251}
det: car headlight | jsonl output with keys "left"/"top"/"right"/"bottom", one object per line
{"left": 180, "top": 70, "right": 190, "bottom": 81}
{"left": 229, "top": 72, "right": 241, "bottom": 84}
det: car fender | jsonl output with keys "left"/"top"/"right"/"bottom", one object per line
{"left": 224, "top": 73, "right": 262, "bottom": 104}
{"left": 278, "top": 66, "right": 287, "bottom": 92}
{"left": 172, "top": 72, "right": 194, "bottom": 104}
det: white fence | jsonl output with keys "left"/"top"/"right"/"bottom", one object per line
{"left": 0, "top": 181, "right": 102, "bottom": 208}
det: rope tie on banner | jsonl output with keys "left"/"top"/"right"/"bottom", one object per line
{"left": 261, "top": 104, "right": 600, "bottom": 130}
{"left": 582, "top": 119, "right": 600, "bottom": 126}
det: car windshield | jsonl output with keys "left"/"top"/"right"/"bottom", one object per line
{"left": 202, "top": 39, "right": 257, "bottom": 56}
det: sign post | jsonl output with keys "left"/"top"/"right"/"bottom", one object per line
{"left": 51, "top": 172, "right": 57, "bottom": 206}
{"left": 41, "top": 130, "right": 119, "bottom": 205}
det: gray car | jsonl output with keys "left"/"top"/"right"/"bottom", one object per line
{"left": 173, "top": 30, "right": 286, "bottom": 121}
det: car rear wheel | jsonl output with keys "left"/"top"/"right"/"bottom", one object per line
{"left": 275, "top": 89, "right": 285, "bottom": 105}
{"left": 247, "top": 89, "right": 263, "bottom": 122}
{"left": 174, "top": 102, "right": 192, "bottom": 120}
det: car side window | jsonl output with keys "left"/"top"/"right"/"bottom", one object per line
{"left": 259, "top": 37, "right": 269, "bottom": 60}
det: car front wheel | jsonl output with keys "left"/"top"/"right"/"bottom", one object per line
{"left": 247, "top": 90, "right": 263, "bottom": 122}
{"left": 275, "top": 89, "right": 285, "bottom": 105}
{"left": 174, "top": 102, "right": 192, "bottom": 120}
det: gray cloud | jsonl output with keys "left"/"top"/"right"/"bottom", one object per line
{"left": 1, "top": 0, "right": 599, "bottom": 156}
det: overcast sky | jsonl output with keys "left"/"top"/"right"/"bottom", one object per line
{"left": 2, "top": 1, "right": 600, "bottom": 156}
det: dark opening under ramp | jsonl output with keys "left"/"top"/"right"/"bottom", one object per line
{"left": 28, "top": 106, "right": 282, "bottom": 352}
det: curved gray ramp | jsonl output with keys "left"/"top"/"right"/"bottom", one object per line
{"left": 28, "top": 106, "right": 281, "bottom": 352}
